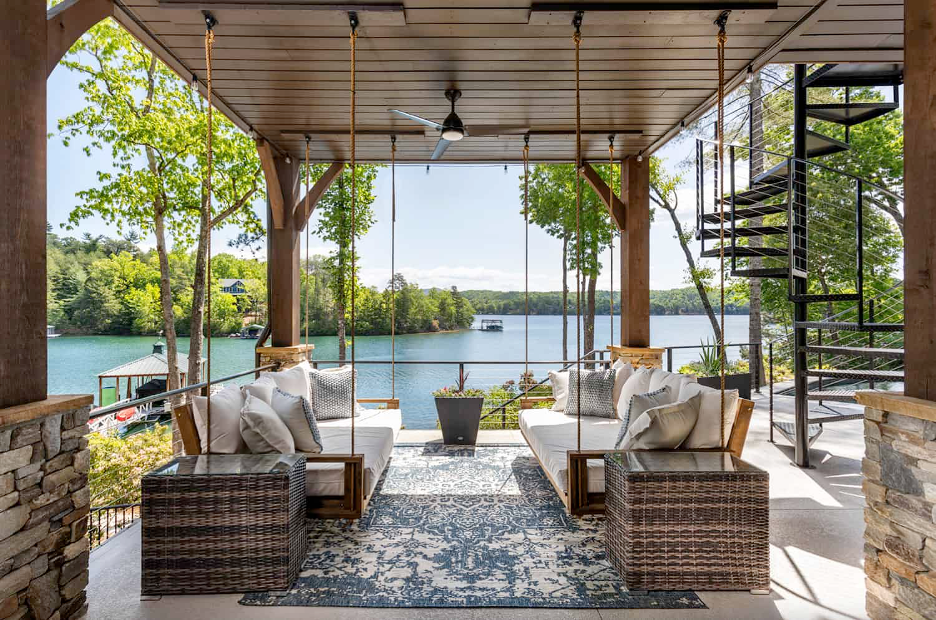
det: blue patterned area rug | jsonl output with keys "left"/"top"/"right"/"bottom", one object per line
{"left": 240, "top": 444, "right": 705, "bottom": 609}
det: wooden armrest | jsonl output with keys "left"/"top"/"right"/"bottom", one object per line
{"left": 357, "top": 397, "right": 400, "bottom": 409}
{"left": 520, "top": 396, "right": 555, "bottom": 409}
{"left": 302, "top": 454, "right": 364, "bottom": 464}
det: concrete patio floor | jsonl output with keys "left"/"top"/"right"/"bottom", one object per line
{"left": 89, "top": 392, "right": 869, "bottom": 619}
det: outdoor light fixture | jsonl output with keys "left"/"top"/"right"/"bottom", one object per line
{"left": 426, "top": 165, "right": 430, "bottom": 174}
{"left": 248, "top": 127, "right": 257, "bottom": 139}
{"left": 191, "top": 74, "right": 198, "bottom": 92}
{"left": 637, "top": 150, "right": 644, "bottom": 162}
{"left": 745, "top": 65, "right": 755, "bottom": 84}
{"left": 286, "top": 156, "right": 292, "bottom": 164}
{"left": 504, "top": 164, "right": 508, "bottom": 174}
{"left": 441, "top": 125, "right": 465, "bottom": 141}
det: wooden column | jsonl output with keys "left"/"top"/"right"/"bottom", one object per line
{"left": 262, "top": 148, "right": 302, "bottom": 347}
{"left": 620, "top": 156, "right": 650, "bottom": 348}
{"left": 904, "top": 0, "right": 936, "bottom": 400}
{"left": 1, "top": 3, "right": 47, "bottom": 408}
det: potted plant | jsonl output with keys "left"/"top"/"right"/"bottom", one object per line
{"left": 433, "top": 372, "right": 485, "bottom": 445}
{"left": 684, "top": 339, "right": 752, "bottom": 399}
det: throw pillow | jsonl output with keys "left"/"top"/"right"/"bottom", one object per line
{"left": 191, "top": 383, "right": 246, "bottom": 454}
{"left": 617, "top": 392, "right": 702, "bottom": 450}
{"left": 615, "top": 367, "right": 654, "bottom": 420}
{"left": 613, "top": 385, "right": 671, "bottom": 448}
{"left": 243, "top": 376, "right": 276, "bottom": 404}
{"left": 678, "top": 382, "right": 740, "bottom": 449}
{"left": 308, "top": 365, "right": 360, "bottom": 420}
{"left": 610, "top": 359, "right": 635, "bottom": 416}
{"left": 565, "top": 368, "right": 617, "bottom": 419}
{"left": 647, "top": 368, "right": 697, "bottom": 400}
{"left": 240, "top": 393, "right": 296, "bottom": 454}
{"left": 270, "top": 388, "right": 323, "bottom": 453}
{"left": 259, "top": 362, "right": 310, "bottom": 401}
{"left": 548, "top": 370, "right": 569, "bottom": 411}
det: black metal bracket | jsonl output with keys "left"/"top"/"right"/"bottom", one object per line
{"left": 714, "top": 9, "right": 730, "bottom": 31}
{"left": 390, "top": 134, "right": 396, "bottom": 145}
{"left": 572, "top": 10, "right": 584, "bottom": 32}
{"left": 608, "top": 134, "right": 614, "bottom": 147}
{"left": 203, "top": 11, "right": 218, "bottom": 31}
{"left": 349, "top": 11, "right": 359, "bottom": 32}
{"left": 524, "top": 133, "right": 530, "bottom": 147}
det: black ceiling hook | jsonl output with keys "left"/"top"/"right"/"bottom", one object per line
{"left": 572, "top": 10, "right": 584, "bottom": 33}
{"left": 714, "top": 10, "right": 730, "bottom": 33}
{"left": 203, "top": 11, "right": 218, "bottom": 31}
{"left": 349, "top": 11, "right": 359, "bottom": 32}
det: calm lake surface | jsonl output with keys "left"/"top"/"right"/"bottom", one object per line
{"left": 49, "top": 314, "right": 751, "bottom": 429}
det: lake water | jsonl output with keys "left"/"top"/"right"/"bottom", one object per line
{"left": 49, "top": 314, "right": 751, "bottom": 429}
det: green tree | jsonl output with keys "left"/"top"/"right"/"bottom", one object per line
{"left": 55, "top": 19, "right": 264, "bottom": 393}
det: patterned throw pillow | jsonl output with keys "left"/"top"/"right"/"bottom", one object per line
{"left": 614, "top": 385, "right": 671, "bottom": 449}
{"left": 270, "top": 388, "right": 323, "bottom": 453}
{"left": 564, "top": 368, "right": 617, "bottom": 419}
{"left": 308, "top": 366, "right": 359, "bottom": 421}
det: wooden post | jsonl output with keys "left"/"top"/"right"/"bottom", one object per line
{"left": 1, "top": 3, "right": 48, "bottom": 408}
{"left": 264, "top": 151, "right": 301, "bottom": 347}
{"left": 620, "top": 156, "right": 650, "bottom": 347}
{"left": 904, "top": 0, "right": 936, "bottom": 400}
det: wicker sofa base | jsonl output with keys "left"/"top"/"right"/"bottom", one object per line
{"left": 141, "top": 456, "right": 307, "bottom": 596}
{"left": 605, "top": 457, "right": 770, "bottom": 592}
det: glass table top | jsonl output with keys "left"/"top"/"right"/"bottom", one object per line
{"left": 606, "top": 451, "right": 763, "bottom": 474}
{"left": 146, "top": 454, "right": 303, "bottom": 477}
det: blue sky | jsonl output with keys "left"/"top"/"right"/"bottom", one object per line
{"left": 47, "top": 62, "right": 699, "bottom": 292}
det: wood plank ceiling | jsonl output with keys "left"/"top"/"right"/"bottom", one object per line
{"left": 112, "top": 0, "right": 903, "bottom": 162}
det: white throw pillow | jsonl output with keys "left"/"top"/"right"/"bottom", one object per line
{"left": 260, "top": 363, "right": 310, "bottom": 402}
{"left": 615, "top": 367, "right": 653, "bottom": 420}
{"left": 548, "top": 370, "right": 569, "bottom": 411}
{"left": 270, "top": 388, "right": 323, "bottom": 453}
{"left": 611, "top": 359, "right": 635, "bottom": 415}
{"left": 618, "top": 392, "right": 701, "bottom": 450}
{"left": 191, "top": 383, "right": 246, "bottom": 454}
{"left": 614, "top": 385, "right": 671, "bottom": 448}
{"left": 243, "top": 376, "right": 276, "bottom": 404}
{"left": 678, "top": 382, "right": 740, "bottom": 449}
{"left": 647, "top": 368, "right": 697, "bottom": 399}
{"left": 240, "top": 393, "right": 296, "bottom": 454}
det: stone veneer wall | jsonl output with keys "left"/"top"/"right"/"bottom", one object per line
{"left": 0, "top": 396, "right": 93, "bottom": 620}
{"left": 256, "top": 344, "right": 314, "bottom": 371}
{"left": 608, "top": 346, "right": 664, "bottom": 369}
{"left": 859, "top": 391, "right": 936, "bottom": 620}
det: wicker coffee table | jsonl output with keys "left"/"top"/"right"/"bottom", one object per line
{"left": 141, "top": 454, "right": 307, "bottom": 596}
{"left": 604, "top": 451, "right": 769, "bottom": 593}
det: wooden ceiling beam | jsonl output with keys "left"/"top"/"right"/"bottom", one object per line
{"left": 257, "top": 139, "right": 286, "bottom": 228}
{"left": 295, "top": 162, "right": 344, "bottom": 225}
{"left": 580, "top": 162, "right": 626, "bottom": 231}
{"left": 47, "top": 0, "right": 114, "bottom": 77}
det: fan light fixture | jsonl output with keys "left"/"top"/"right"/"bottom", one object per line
{"left": 442, "top": 127, "right": 465, "bottom": 141}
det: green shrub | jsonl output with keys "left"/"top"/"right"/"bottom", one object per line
{"left": 89, "top": 424, "right": 173, "bottom": 507}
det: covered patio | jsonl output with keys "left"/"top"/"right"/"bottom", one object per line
{"left": 0, "top": 0, "right": 931, "bottom": 619}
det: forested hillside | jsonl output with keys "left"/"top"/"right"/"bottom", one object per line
{"left": 461, "top": 288, "right": 748, "bottom": 316}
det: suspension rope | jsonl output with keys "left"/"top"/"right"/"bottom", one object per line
{"left": 204, "top": 12, "right": 216, "bottom": 454}
{"left": 716, "top": 11, "right": 729, "bottom": 447}
{"left": 608, "top": 135, "right": 615, "bottom": 348}
{"left": 524, "top": 134, "right": 530, "bottom": 385}
{"left": 573, "top": 12, "right": 583, "bottom": 453}
{"left": 390, "top": 135, "right": 396, "bottom": 399}
{"left": 305, "top": 136, "right": 311, "bottom": 362}
{"left": 349, "top": 12, "right": 358, "bottom": 455}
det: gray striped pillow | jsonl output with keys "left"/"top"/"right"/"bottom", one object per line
{"left": 614, "top": 385, "right": 672, "bottom": 449}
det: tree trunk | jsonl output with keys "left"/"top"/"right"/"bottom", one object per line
{"left": 154, "top": 209, "right": 182, "bottom": 454}
{"left": 187, "top": 191, "right": 210, "bottom": 385}
{"left": 748, "top": 71, "right": 767, "bottom": 386}
{"left": 665, "top": 204, "right": 723, "bottom": 343}
{"left": 561, "top": 234, "right": 569, "bottom": 361}
{"left": 585, "top": 272, "right": 597, "bottom": 368}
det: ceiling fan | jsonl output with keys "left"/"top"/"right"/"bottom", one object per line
{"left": 389, "top": 89, "right": 529, "bottom": 160}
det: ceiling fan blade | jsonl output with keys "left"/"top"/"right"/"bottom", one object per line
{"left": 389, "top": 109, "right": 443, "bottom": 131}
{"left": 465, "top": 125, "right": 530, "bottom": 137}
{"left": 430, "top": 137, "right": 452, "bottom": 160}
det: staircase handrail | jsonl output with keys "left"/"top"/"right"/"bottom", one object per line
{"left": 695, "top": 137, "right": 905, "bottom": 204}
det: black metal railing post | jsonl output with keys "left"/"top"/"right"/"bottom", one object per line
{"left": 769, "top": 341, "right": 774, "bottom": 443}
{"left": 856, "top": 178, "right": 865, "bottom": 327}
{"left": 666, "top": 347, "right": 673, "bottom": 372}
{"left": 869, "top": 299, "right": 876, "bottom": 389}
{"left": 730, "top": 145, "right": 737, "bottom": 271}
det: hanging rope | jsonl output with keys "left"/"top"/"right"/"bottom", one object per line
{"left": 523, "top": 134, "right": 530, "bottom": 386}
{"left": 349, "top": 12, "right": 358, "bottom": 455}
{"left": 390, "top": 135, "right": 397, "bottom": 399}
{"left": 716, "top": 11, "right": 729, "bottom": 447}
{"left": 608, "top": 135, "right": 615, "bottom": 348}
{"left": 573, "top": 12, "right": 583, "bottom": 453}
{"left": 305, "top": 136, "right": 311, "bottom": 362}
{"left": 204, "top": 12, "right": 216, "bottom": 454}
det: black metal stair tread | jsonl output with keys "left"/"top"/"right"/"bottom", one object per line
{"left": 807, "top": 390, "right": 858, "bottom": 402}
{"left": 751, "top": 160, "right": 790, "bottom": 186}
{"left": 772, "top": 421, "right": 823, "bottom": 443}
{"left": 732, "top": 268, "right": 789, "bottom": 278}
{"left": 806, "top": 368, "right": 904, "bottom": 380}
{"left": 806, "top": 410, "right": 865, "bottom": 423}
{"left": 701, "top": 203, "right": 787, "bottom": 224}
{"left": 727, "top": 183, "right": 788, "bottom": 206}
{"left": 795, "top": 321, "right": 904, "bottom": 332}
{"left": 700, "top": 247, "right": 788, "bottom": 258}
{"left": 700, "top": 226, "right": 787, "bottom": 240}
{"left": 806, "top": 130, "right": 850, "bottom": 158}
{"left": 804, "top": 63, "right": 903, "bottom": 88}
{"left": 804, "top": 345, "right": 905, "bottom": 359}
{"left": 790, "top": 293, "right": 861, "bottom": 303}
{"left": 806, "top": 102, "right": 900, "bottom": 126}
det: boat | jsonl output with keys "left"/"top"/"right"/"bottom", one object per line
{"left": 480, "top": 319, "right": 504, "bottom": 332}
{"left": 47, "top": 325, "right": 60, "bottom": 338}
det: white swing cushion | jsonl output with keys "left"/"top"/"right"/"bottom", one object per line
{"left": 519, "top": 408, "right": 621, "bottom": 494}
{"left": 304, "top": 407, "right": 402, "bottom": 498}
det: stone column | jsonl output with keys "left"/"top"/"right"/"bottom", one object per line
{"left": 0, "top": 395, "right": 93, "bottom": 620}
{"left": 857, "top": 391, "right": 936, "bottom": 619}
{"left": 256, "top": 345, "right": 314, "bottom": 371}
